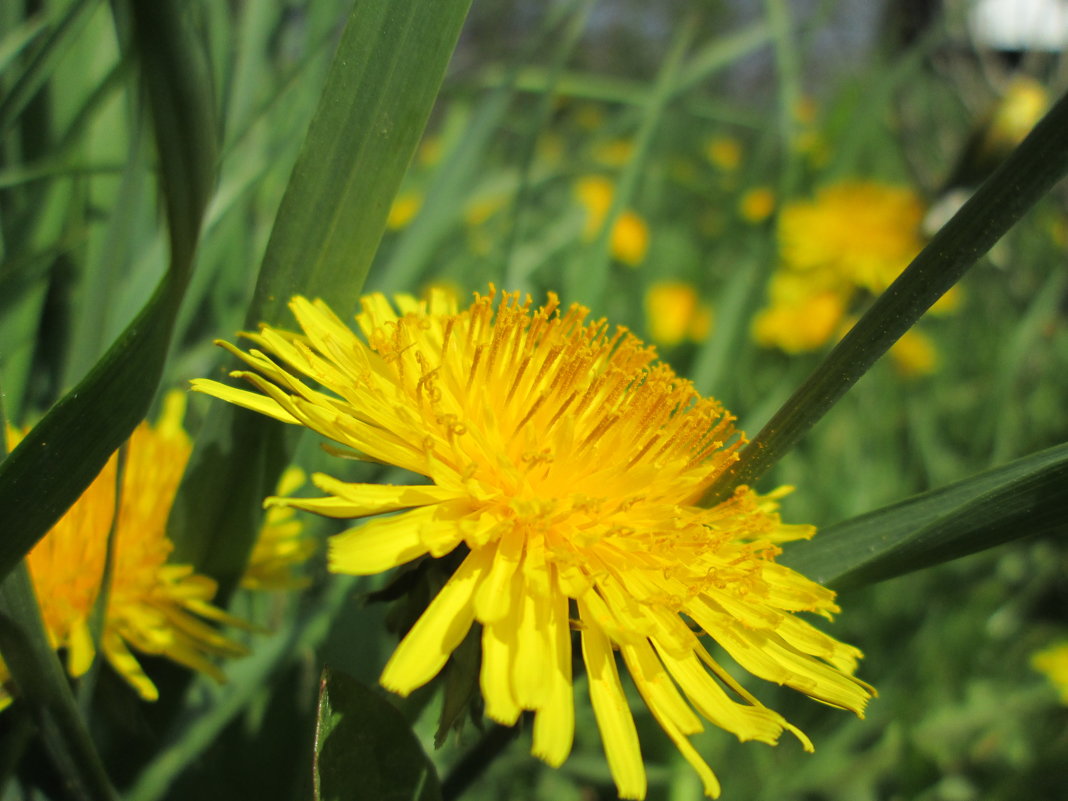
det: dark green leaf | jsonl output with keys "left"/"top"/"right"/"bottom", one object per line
{"left": 315, "top": 668, "right": 442, "bottom": 801}
{"left": 174, "top": 0, "right": 473, "bottom": 587}
{"left": 0, "top": 563, "right": 118, "bottom": 801}
{"left": 780, "top": 443, "right": 1068, "bottom": 590}
{"left": 702, "top": 86, "right": 1068, "bottom": 504}
{"left": 0, "top": 0, "right": 215, "bottom": 580}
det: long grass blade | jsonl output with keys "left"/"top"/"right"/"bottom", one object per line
{"left": 0, "top": 0, "right": 216, "bottom": 580}
{"left": 780, "top": 443, "right": 1068, "bottom": 590}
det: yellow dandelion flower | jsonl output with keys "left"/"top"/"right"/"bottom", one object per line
{"left": 1033, "top": 642, "right": 1068, "bottom": 704}
{"left": 387, "top": 190, "right": 423, "bottom": 230}
{"left": 611, "top": 211, "right": 650, "bottom": 267}
{"left": 779, "top": 181, "right": 925, "bottom": 293}
{"left": 194, "top": 287, "right": 874, "bottom": 799}
{"left": 645, "top": 282, "right": 714, "bottom": 346}
{"left": 753, "top": 273, "right": 847, "bottom": 353}
{"left": 889, "top": 329, "right": 939, "bottom": 378}
{"left": 739, "top": 187, "right": 776, "bottom": 223}
{"left": 705, "top": 137, "right": 742, "bottom": 171}
{"left": 1, "top": 393, "right": 248, "bottom": 708}
{"left": 241, "top": 466, "right": 317, "bottom": 591}
{"left": 574, "top": 176, "right": 649, "bottom": 266}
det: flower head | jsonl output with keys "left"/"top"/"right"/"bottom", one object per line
{"left": 194, "top": 288, "right": 873, "bottom": 799}
{"left": 1032, "top": 641, "right": 1068, "bottom": 704}
{"left": 2, "top": 393, "right": 248, "bottom": 706}
{"left": 755, "top": 180, "right": 932, "bottom": 353}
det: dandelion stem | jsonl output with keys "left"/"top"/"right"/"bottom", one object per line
{"left": 701, "top": 86, "right": 1068, "bottom": 505}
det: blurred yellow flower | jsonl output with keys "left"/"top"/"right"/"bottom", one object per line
{"left": 645, "top": 282, "right": 714, "bottom": 346}
{"left": 1, "top": 394, "right": 248, "bottom": 707}
{"left": 575, "top": 176, "right": 650, "bottom": 266}
{"left": 779, "top": 181, "right": 924, "bottom": 293}
{"left": 753, "top": 274, "right": 846, "bottom": 354}
{"left": 1033, "top": 642, "right": 1068, "bottom": 704}
{"left": 705, "top": 136, "right": 742, "bottom": 171}
{"left": 241, "top": 466, "right": 317, "bottom": 591}
{"left": 889, "top": 328, "right": 939, "bottom": 378}
{"left": 739, "top": 187, "right": 776, "bottom": 223}
{"left": 195, "top": 287, "right": 874, "bottom": 800}
{"left": 387, "top": 190, "right": 423, "bottom": 230}
{"left": 612, "top": 210, "right": 650, "bottom": 267}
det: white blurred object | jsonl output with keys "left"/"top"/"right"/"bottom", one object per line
{"left": 968, "top": 0, "right": 1068, "bottom": 51}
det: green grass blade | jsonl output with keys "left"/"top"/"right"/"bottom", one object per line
{"left": 0, "top": 0, "right": 215, "bottom": 580}
{"left": 248, "top": 0, "right": 474, "bottom": 325}
{"left": 568, "top": 16, "right": 696, "bottom": 305}
{"left": 0, "top": 563, "right": 118, "bottom": 801}
{"left": 0, "top": 0, "right": 97, "bottom": 142}
{"left": 780, "top": 443, "right": 1068, "bottom": 590}
{"left": 701, "top": 86, "right": 1068, "bottom": 505}
{"left": 172, "top": 0, "right": 473, "bottom": 584}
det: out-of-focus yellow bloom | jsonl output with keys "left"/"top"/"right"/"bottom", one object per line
{"left": 889, "top": 329, "right": 938, "bottom": 378}
{"left": 612, "top": 211, "right": 650, "bottom": 267}
{"left": 576, "top": 176, "right": 614, "bottom": 238}
{"left": 753, "top": 276, "right": 846, "bottom": 354}
{"left": 1032, "top": 642, "right": 1068, "bottom": 704}
{"left": 593, "top": 139, "right": 635, "bottom": 166}
{"left": 418, "top": 135, "right": 444, "bottom": 167}
{"left": 793, "top": 96, "right": 818, "bottom": 125}
{"left": 645, "top": 282, "right": 714, "bottom": 346}
{"left": 982, "top": 76, "right": 1048, "bottom": 161}
{"left": 705, "top": 137, "right": 742, "bottom": 171}
{"left": 779, "top": 181, "right": 924, "bottom": 293}
{"left": 195, "top": 287, "right": 874, "bottom": 800}
{"left": 739, "top": 187, "right": 776, "bottom": 223}
{"left": 1, "top": 394, "right": 248, "bottom": 707}
{"left": 242, "top": 467, "right": 317, "bottom": 591}
{"left": 465, "top": 192, "right": 509, "bottom": 227}
{"left": 387, "top": 190, "right": 423, "bottom": 230}
{"left": 575, "top": 176, "right": 650, "bottom": 266}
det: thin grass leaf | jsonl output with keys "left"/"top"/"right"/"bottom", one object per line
{"left": 0, "top": 0, "right": 97, "bottom": 142}
{"left": 780, "top": 443, "right": 1068, "bottom": 591}
{"left": 0, "top": 564, "right": 118, "bottom": 801}
{"left": 0, "top": 0, "right": 216, "bottom": 580}
{"left": 701, "top": 86, "right": 1068, "bottom": 505}
{"left": 172, "top": 0, "right": 473, "bottom": 586}
{"left": 248, "top": 0, "right": 474, "bottom": 325}
{"left": 567, "top": 15, "right": 696, "bottom": 304}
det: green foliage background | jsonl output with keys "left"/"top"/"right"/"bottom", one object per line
{"left": 0, "top": 1, "right": 1066, "bottom": 800}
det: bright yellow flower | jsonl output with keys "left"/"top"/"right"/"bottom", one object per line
{"left": 1, "top": 394, "right": 248, "bottom": 707}
{"left": 194, "top": 288, "right": 874, "bottom": 799}
{"left": 387, "top": 190, "right": 423, "bottom": 230}
{"left": 739, "top": 187, "right": 776, "bottom": 223}
{"left": 241, "top": 466, "right": 317, "bottom": 591}
{"left": 1033, "top": 642, "right": 1068, "bottom": 704}
{"left": 889, "top": 329, "right": 938, "bottom": 378}
{"left": 645, "top": 282, "right": 714, "bottom": 346}
{"left": 753, "top": 273, "right": 847, "bottom": 353}
{"left": 575, "top": 176, "right": 650, "bottom": 266}
{"left": 611, "top": 210, "right": 650, "bottom": 267}
{"left": 779, "top": 181, "right": 924, "bottom": 293}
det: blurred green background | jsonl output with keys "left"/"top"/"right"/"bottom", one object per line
{"left": 1, "top": 1, "right": 1066, "bottom": 800}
